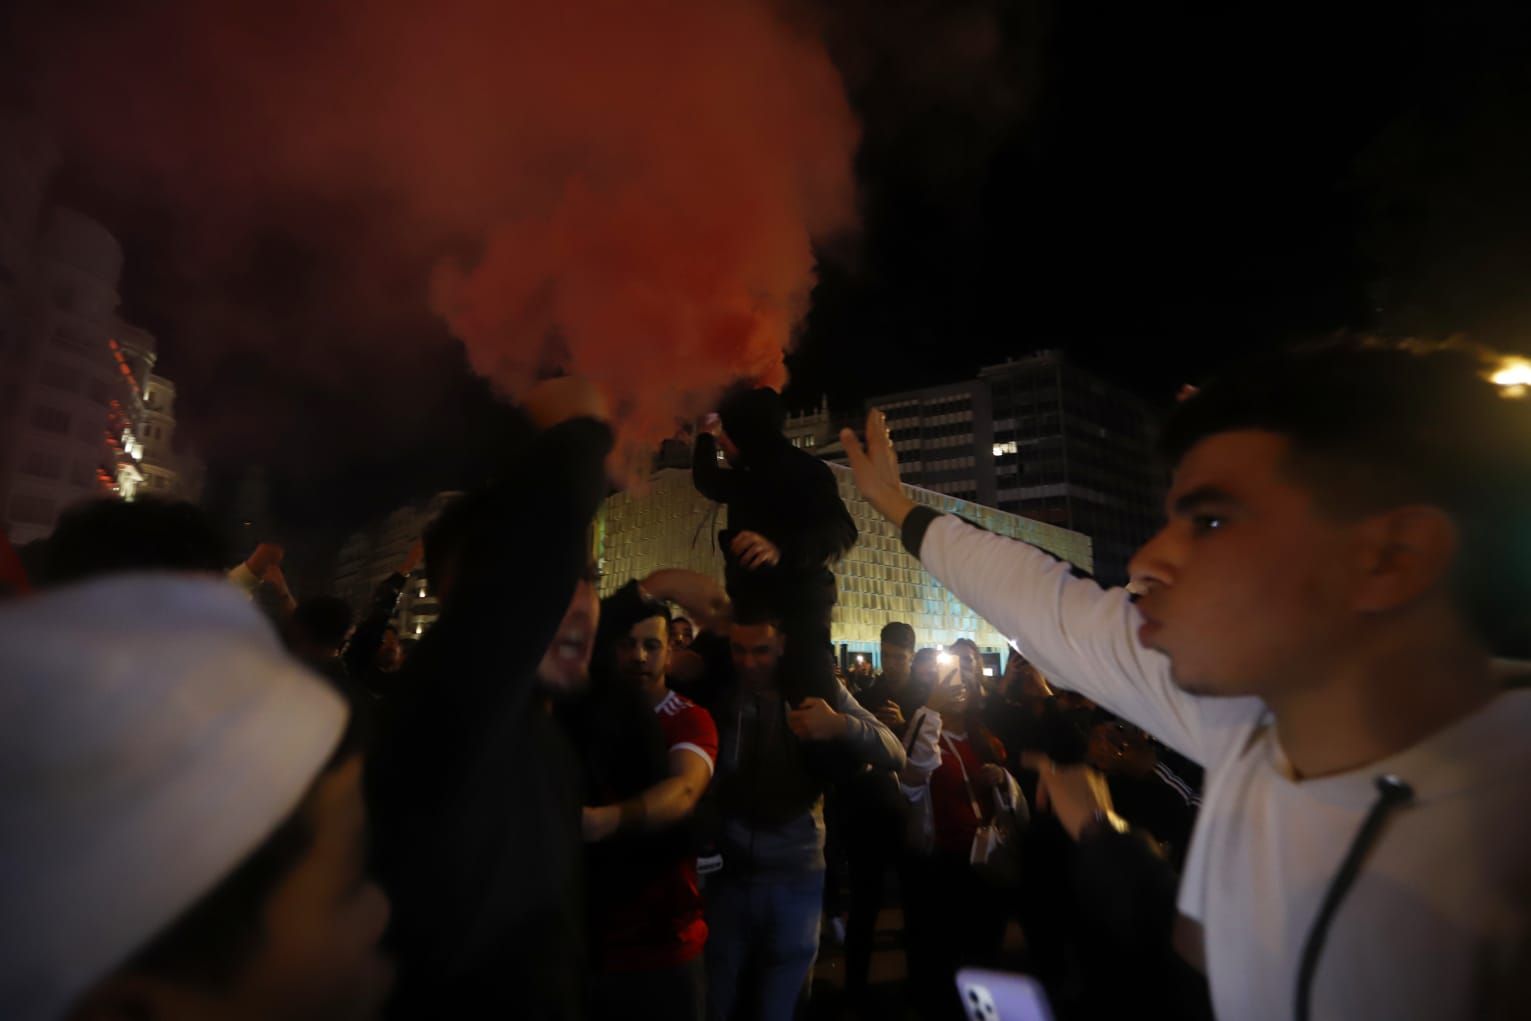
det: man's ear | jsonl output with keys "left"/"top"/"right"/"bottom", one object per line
{"left": 1352, "top": 506, "right": 1459, "bottom": 614}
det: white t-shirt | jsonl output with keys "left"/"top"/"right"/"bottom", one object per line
{"left": 919, "top": 513, "right": 1531, "bottom": 1021}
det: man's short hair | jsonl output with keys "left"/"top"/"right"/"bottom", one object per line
{"left": 950, "top": 637, "right": 980, "bottom": 658}
{"left": 1164, "top": 337, "right": 1531, "bottom": 656}
{"left": 880, "top": 621, "right": 916, "bottom": 650}
{"left": 43, "top": 498, "right": 230, "bottom": 586}
{"left": 730, "top": 605, "right": 782, "bottom": 631}
{"left": 670, "top": 615, "right": 692, "bottom": 628}
{"left": 291, "top": 596, "right": 354, "bottom": 650}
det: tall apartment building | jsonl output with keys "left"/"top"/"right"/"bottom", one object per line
{"left": 597, "top": 463, "right": 1092, "bottom": 668}
{"left": 983, "top": 353, "right": 1163, "bottom": 586}
{"left": 137, "top": 373, "right": 206, "bottom": 503}
{"left": 0, "top": 123, "right": 203, "bottom": 543}
{"left": 785, "top": 351, "right": 1164, "bottom": 586}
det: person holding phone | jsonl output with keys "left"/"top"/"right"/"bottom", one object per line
{"left": 898, "top": 653, "right": 1026, "bottom": 1020}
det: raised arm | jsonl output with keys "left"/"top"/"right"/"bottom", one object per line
{"left": 406, "top": 382, "right": 613, "bottom": 716}
{"left": 692, "top": 432, "right": 740, "bottom": 504}
{"left": 840, "top": 410, "right": 1261, "bottom": 767}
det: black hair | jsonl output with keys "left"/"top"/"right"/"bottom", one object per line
{"left": 43, "top": 498, "right": 231, "bottom": 586}
{"left": 125, "top": 721, "right": 364, "bottom": 988}
{"left": 1163, "top": 337, "right": 1531, "bottom": 657}
{"left": 291, "top": 596, "right": 354, "bottom": 650}
{"left": 670, "top": 615, "right": 692, "bottom": 628}
{"left": 880, "top": 621, "right": 916, "bottom": 650}
{"left": 730, "top": 604, "right": 783, "bottom": 630}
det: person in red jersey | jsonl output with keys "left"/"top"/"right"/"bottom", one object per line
{"left": 578, "top": 578, "right": 720, "bottom": 1021}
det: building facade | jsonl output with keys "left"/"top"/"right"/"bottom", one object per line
{"left": 333, "top": 491, "right": 460, "bottom": 639}
{"left": 0, "top": 205, "right": 136, "bottom": 544}
{"left": 137, "top": 373, "right": 206, "bottom": 503}
{"left": 783, "top": 352, "right": 1165, "bottom": 587}
{"left": 0, "top": 123, "right": 203, "bottom": 544}
{"left": 596, "top": 464, "right": 1092, "bottom": 668}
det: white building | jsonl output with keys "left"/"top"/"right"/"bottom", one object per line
{"left": 137, "top": 373, "right": 206, "bottom": 503}
{"left": 0, "top": 203, "right": 137, "bottom": 544}
{"left": 0, "top": 123, "right": 205, "bottom": 545}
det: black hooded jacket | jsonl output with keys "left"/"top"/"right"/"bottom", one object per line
{"left": 692, "top": 388, "right": 857, "bottom": 619}
{"left": 367, "top": 418, "right": 612, "bottom": 1021}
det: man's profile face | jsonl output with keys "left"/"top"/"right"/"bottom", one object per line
{"left": 1129, "top": 430, "right": 1360, "bottom": 698}
{"left": 880, "top": 643, "right": 913, "bottom": 685}
{"left": 730, "top": 622, "right": 783, "bottom": 688}
{"left": 616, "top": 616, "right": 670, "bottom": 689}
{"left": 536, "top": 579, "right": 598, "bottom": 694}
{"left": 229, "top": 756, "right": 393, "bottom": 1021}
{"left": 114, "top": 757, "right": 394, "bottom": 1021}
{"left": 669, "top": 618, "right": 694, "bottom": 649}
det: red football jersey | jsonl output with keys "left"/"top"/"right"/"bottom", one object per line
{"left": 595, "top": 690, "right": 718, "bottom": 972}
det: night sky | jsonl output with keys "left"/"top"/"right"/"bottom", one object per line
{"left": 9, "top": 1, "right": 1531, "bottom": 567}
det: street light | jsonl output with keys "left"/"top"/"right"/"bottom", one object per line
{"left": 1489, "top": 356, "right": 1531, "bottom": 398}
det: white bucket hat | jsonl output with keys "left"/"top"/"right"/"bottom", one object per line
{"left": 0, "top": 574, "right": 348, "bottom": 1021}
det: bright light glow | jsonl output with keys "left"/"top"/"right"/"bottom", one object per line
{"left": 1490, "top": 357, "right": 1531, "bottom": 389}
{"left": 983, "top": 667, "right": 995, "bottom": 676}
{"left": 855, "top": 654, "right": 865, "bottom": 663}
{"left": 937, "top": 652, "right": 954, "bottom": 666}
{"left": 992, "top": 440, "right": 1018, "bottom": 457}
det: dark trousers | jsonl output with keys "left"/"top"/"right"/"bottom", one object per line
{"left": 590, "top": 956, "right": 706, "bottom": 1021}
{"left": 901, "top": 853, "right": 1009, "bottom": 1021}
{"left": 840, "top": 774, "right": 902, "bottom": 1003}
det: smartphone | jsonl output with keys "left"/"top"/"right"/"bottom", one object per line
{"left": 955, "top": 969, "right": 1053, "bottom": 1021}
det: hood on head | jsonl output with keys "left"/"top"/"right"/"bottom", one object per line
{"left": 718, "top": 386, "right": 788, "bottom": 459}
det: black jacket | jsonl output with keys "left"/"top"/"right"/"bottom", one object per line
{"left": 367, "top": 418, "right": 612, "bottom": 1021}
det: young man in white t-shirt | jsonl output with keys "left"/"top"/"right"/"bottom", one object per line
{"left": 840, "top": 339, "right": 1531, "bottom": 1020}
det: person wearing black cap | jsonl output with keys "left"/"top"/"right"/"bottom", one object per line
{"left": 692, "top": 385, "right": 857, "bottom": 706}
{"left": 572, "top": 578, "right": 719, "bottom": 1021}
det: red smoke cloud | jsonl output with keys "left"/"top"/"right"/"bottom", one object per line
{"left": 26, "top": 1, "right": 858, "bottom": 469}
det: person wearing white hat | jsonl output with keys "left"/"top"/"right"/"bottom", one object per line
{"left": 0, "top": 574, "right": 393, "bottom": 1021}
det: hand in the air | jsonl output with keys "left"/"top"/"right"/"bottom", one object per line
{"left": 787, "top": 697, "right": 848, "bottom": 741}
{"left": 245, "top": 542, "right": 284, "bottom": 578}
{"left": 875, "top": 700, "right": 905, "bottom": 730}
{"left": 840, "top": 409, "right": 917, "bottom": 527}
{"left": 1021, "top": 752, "right": 1119, "bottom": 842}
{"left": 731, "top": 531, "right": 781, "bottom": 570}
{"left": 582, "top": 804, "right": 620, "bottom": 843}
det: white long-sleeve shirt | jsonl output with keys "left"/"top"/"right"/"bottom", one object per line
{"left": 914, "top": 511, "right": 1531, "bottom": 1021}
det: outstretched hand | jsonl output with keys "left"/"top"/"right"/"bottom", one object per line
{"left": 641, "top": 569, "right": 731, "bottom": 631}
{"left": 840, "top": 410, "right": 916, "bottom": 528}
{"left": 1021, "top": 752, "right": 1120, "bottom": 842}
{"left": 244, "top": 542, "right": 284, "bottom": 578}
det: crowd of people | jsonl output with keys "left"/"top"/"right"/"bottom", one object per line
{"left": 3, "top": 340, "right": 1530, "bottom": 1021}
